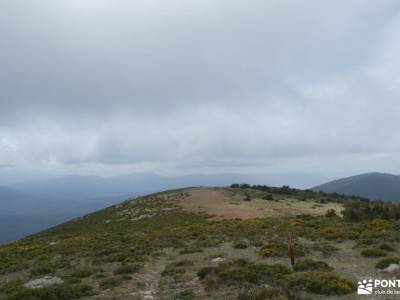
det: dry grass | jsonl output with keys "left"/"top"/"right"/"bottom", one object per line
{"left": 176, "top": 188, "right": 343, "bottom": 220}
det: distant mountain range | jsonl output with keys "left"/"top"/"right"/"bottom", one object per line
{"left": 312, "top": 172, "right": 400, "bottom": 202}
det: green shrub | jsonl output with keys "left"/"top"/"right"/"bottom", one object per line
{"left": 325, "top": 209, "right": 337, "bottom": 218}
{"left": 198, "top": 258, "right": 291, "bottom": 288}
{"left": 294, "top": 259, "right": 333, "bottom": 272}
{"left": 260, "top": 242, "right": 287, "bottom": 257}
{"left": 286, "top": 271, "right": 355, "bottom": 295}
{"left": 65, "top": 276, "right": 82, "bottom": 284}
{"left": 30, "top": 262, "right": 57, "bottom": 276}
{"left": 36, "top": 254, "right": 50, "bottom": 261}
{"left": 162, "top": 259, "right": 193, "bottom": 277}
{"left": 311, "top": 243, "right": 338, "bottom": 256}
{"left": 260, "top": 241, "right": 305, "bottom": 257}
{"left": 0, "top": 280, "right": 23, "bottom": 295}
{"left": 179, "top": 247, "right": 203, "bottom": 254}
{"left": 379, "top": 244, "right": 395, "bottom": 251}
{"left": 244, "top": 195, "right": 252, "bottom": 201}
{"left": 119, "top": 274, "right": 132, "bottom": 281}
{"left": 361, "top": 248, "right": 387, "bottom": 257}
{"left": 3, "top": 284, "right": 94, "bottom": 300}
{"left": 233, "top": 240, "right": 249, "bottom": 249}
{"left": 376, "top": 257, "right": 400, "bottom": 269}
{"left": 113, "top": 264, "right": 141, "bottom": 275}
{"left": 318, "top": 227, "right": 359, "bottom": 241}
{"left": 99, "top": 277, "right": 122, "bottom": 289}
{"left": 238, "top": 287, "right": 285, "bottom": 300}
{"left": 105, "top": 252, "right": 129, "bottom": 263}
{"left": 71, "top": 269, "right": 98, "bottom": 278}
{"left": 197, "top": 267, "right": 214, "bottom": 279}
{"left": 173, "top": 289, "right": 196, "bottom": 300}
{"left": 262, "top": 194, "right": 274, "bottom": 201}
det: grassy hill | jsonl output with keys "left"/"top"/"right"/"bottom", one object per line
{"left": 1, "top": 186, "right": 400, "bottom": 299}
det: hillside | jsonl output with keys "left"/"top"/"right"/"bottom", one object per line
{"left": 1, "top": 186, "right": 400, "bottom": 299}
{"left": 313, "top": 172, "right": 400, "bottom": 202}
{"left": 0, "top": 172, "right": 320, "bottom": 243}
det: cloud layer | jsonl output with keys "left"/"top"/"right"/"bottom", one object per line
{"left": 1, "top": 0, "right": 400, "bottom": 179}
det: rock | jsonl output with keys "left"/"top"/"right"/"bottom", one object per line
{"left": 49, "top": 241, "right": 57, "bottom": 246}
{"left": 211, "top": 257, "right": 224, "bottom": 263}
{"left": 142, "top": 290, "right": 155, "bottom": 299}
{"left": 131, "top": 214, "right": 153, "bottom": 221}
{"left": 383, "top": 264, "right": 400, "bottom": 273}
{"left": 24, "top": 276, "right": 64, "bottom": 289}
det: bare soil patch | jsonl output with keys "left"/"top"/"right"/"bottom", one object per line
{"left": 176, "top": 188, "right": 343, "bottom": 220}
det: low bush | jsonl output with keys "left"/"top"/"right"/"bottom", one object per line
{"left": 361, "top": 248, "right": 387, "bottom": 258}
{"left": 286, "top": 271, "right": 355, "bottom": 295}
{"left": 325, "top": 209, "right": 337, "bottom": 218}
{"left": 311, "top": 243, "right": 338, "bottom": 256}
{"left": 260, "top": 241, "right": 305, "bottom": 257}
{"left": 161, "top": 259, "right": 193, "bottom": 277}
{"left": 99, "top": 277, "right": 122, "bottom": 289}
{"left": 30, "top": 262, "right": 57, "bottom": 276}
{"left": 238, "top": 287, "right": 285, "bottom": 300}
{"left": 379, "top": 244, "right": 395, "bottom": 251}
{"left": 179, "top": 247, "right": 203, "bottom": 254}
{"left": 249, "top": 238, "right": 264, "bottom": 247}
{"left": 173, "top": 289, "right": 196, "bottom": 300}
{"left": 0, "top": 280, "right": 23, "bottom": 295}
{"left": 244, "top": 195, "right": 252, "bottom": 201}
{"left": 113, "top": 264, "right": 141, "bottom": 275}
{"left": 294, "top": 259, "right": 333, "bottom": 272}
{"left": 119, "top": 274, "right": 132, "bottom": 281}
{"left": 71, "top": 268, "right": 99, "bottom": 278}
{"left": 233, "top": 240, "right": 249, "bottom": 249}
{"left": 197, "top": 258, "right": 291, "bottom": 288}
{"left": 105, "top": 252, "right": 129, "bottom": 263}
{"left": 3, "top": 284, "right": 94, "bottom": 300}
{"left": 376, "top": 257, "right": 400, "bottom": 269}
{"left": 262, "top": 194, "right": 274, "bottom": 201}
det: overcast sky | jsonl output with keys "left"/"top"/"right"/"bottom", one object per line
{"left": 1, "top": 0, "right": 400, "bottom": 184}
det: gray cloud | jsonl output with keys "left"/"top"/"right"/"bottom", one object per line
{"left": 1, "top": 0, "right": 400, "bottom": 180}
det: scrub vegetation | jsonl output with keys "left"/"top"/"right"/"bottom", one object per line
{"left": 1, "top": 185, "right": 400, "bottom": 299}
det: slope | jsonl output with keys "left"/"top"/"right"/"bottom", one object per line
{"left": 0, "top": 186, "right": 399, "bottom": 299}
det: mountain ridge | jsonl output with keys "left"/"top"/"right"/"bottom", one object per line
{"left": 312, "top": 172, "right": 400, "bottom": 202}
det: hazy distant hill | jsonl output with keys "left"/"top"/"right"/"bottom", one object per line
{"left": 7, "top": 173, "right": 263, "bottom": 200}
{"left": 0, "top": 184, "right": 131, "bottom": 243}
{"left": 313, "top": 172, "right": 400, "bottom": 202}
